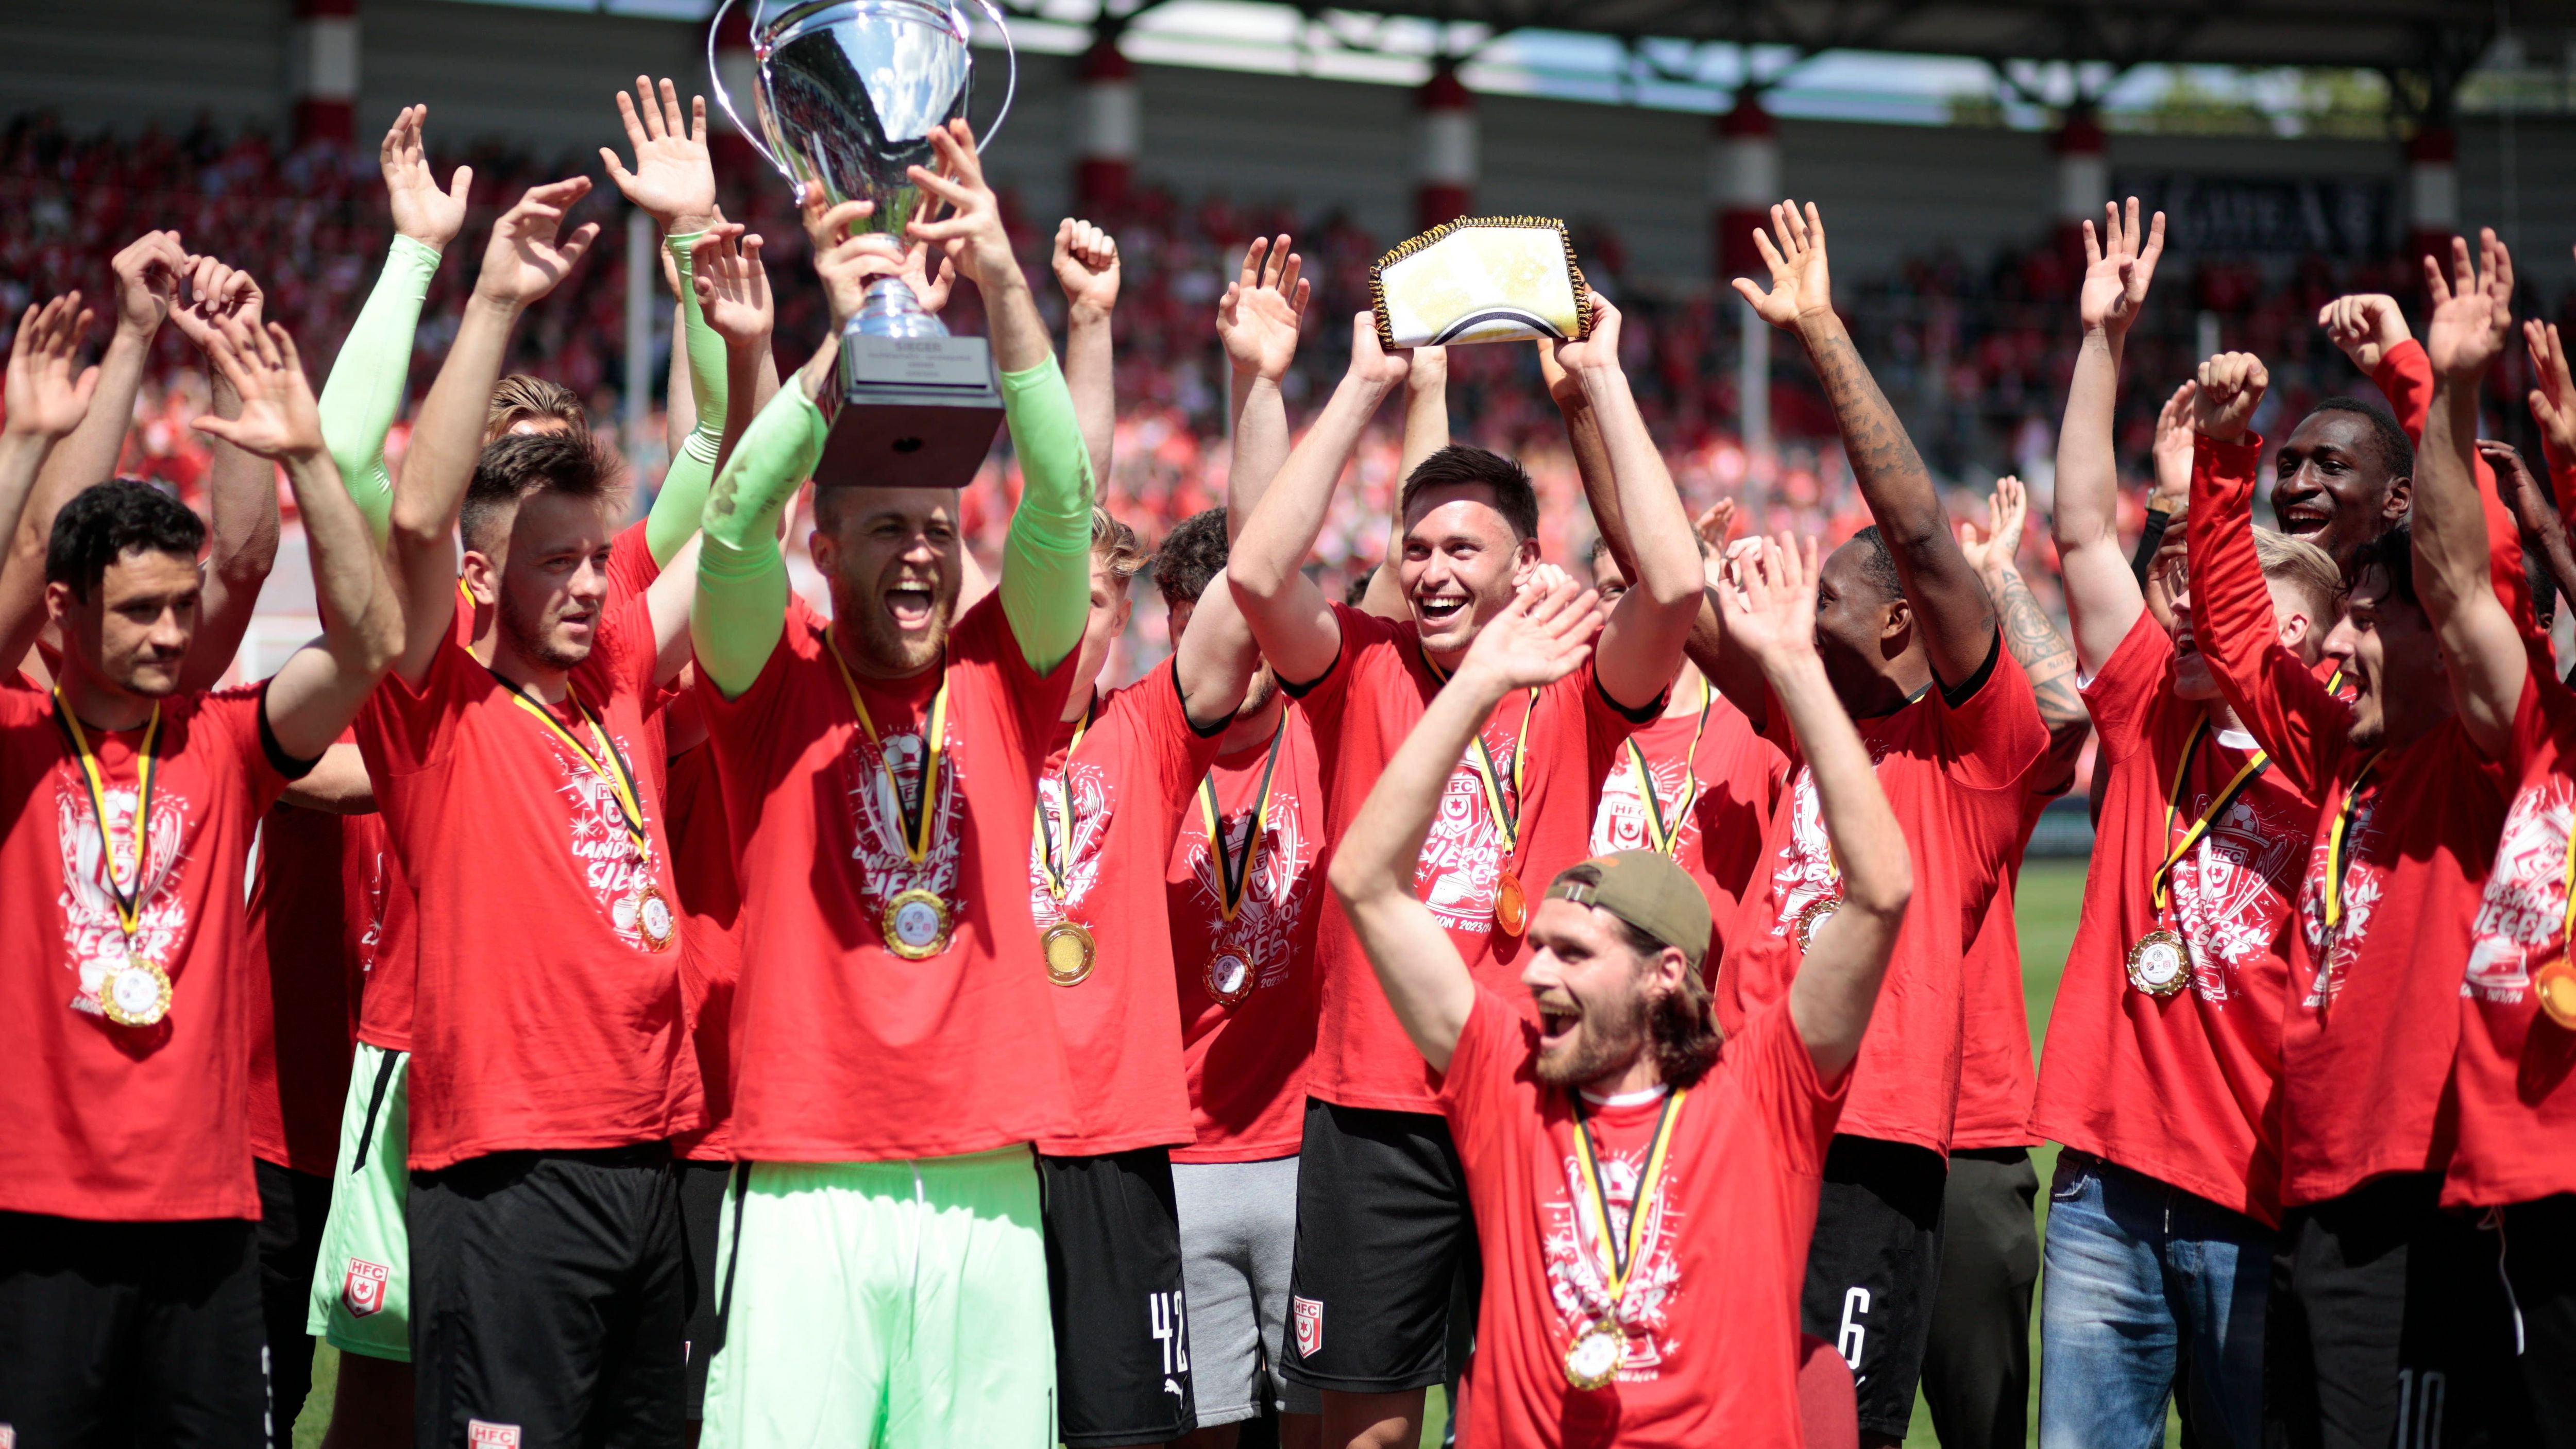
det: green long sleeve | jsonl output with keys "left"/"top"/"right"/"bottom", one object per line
{"left": 647, "top": 230, "right": 728, "bottom": 568}
{"left": 997, "top": 354, "right": 1095, "bottom": 674}
{"left": 318, "top": 234, "right": 442, "bottom": 544}
{"left": 692, "top": 381, "right": 826, "bottom": 697}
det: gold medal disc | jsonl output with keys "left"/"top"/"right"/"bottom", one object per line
{"left": 1562, "top": 1321, "right": 1624, "bottom": 1390}
{"left": 101, "top": 953, "right": 173, "bottom": 1028}
{"left": 2536, "top": 960, "right": 2576, "bottom": 1030}
{"left": 1793, "top": 895, "right": 1841, "bottom": 952}
{"left": 1043, "top": 922, "right": 1097, "bottom": 985}
{"left": 884, "top": 889, "right": 954, "bottom": 960}
{"left": 2126, "top": 929, "right": 2193, "bottom": 997}
{"left": 631, "top": 881, "right": 675, "bottom": 952}
{"left": 1495, "top": 869, "right": 1528, "bottom": 936}
{"left": 1206, "top": 952, "right": 1255, "bottom": 1006}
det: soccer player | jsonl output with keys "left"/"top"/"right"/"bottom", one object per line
{"left": 2402, "top": 231, "right": 2573, "bottom": 1441}
{"left": 686, "top": 119, "right": 1090, "bottom": 1447}
{"left": 1331, "top": 547, "right": 1910, "bottom": 1447}
{"left": 1716, "top": 200, "right": 2044, "bottom": 1447}
{"left": 2184, "top": 334, "right": 2533, "bottom": 1448}
{"left": 2029, "top": 201, "right": 2338, "bottom": 1449}
{"left": 0, "top": 302, "right": 403, "bottom": 1440}
{"left": 1226, "top": 279, "right": 1705, "bottom": 1449}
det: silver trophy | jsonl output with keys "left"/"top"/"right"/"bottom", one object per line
{"left": 709, "top": 0, "right": 1019, "bottom": 487}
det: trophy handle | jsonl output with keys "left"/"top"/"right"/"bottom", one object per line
{"left": 706, "top": 0, "right": 792, "bottom": 183}
{"left": 958, "top": 0, "right": 1019, "bottom": 150}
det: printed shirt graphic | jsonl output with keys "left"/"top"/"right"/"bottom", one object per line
{"left": 1168, "top": 707, "right": 1327, "bottom": 1162}
{"left": 2445, "top": 670, "right": 2576, "bottom": 1207}
{"left": 1718, "top": 646, "right": 2045, "bottom": 1156}
{"left": 1290, "top": 603, "right": 1649, "bottom": 1113}
{"left": 1026, "top": 663, "right": 1225, "bottom": 1155}
{"left": 245, "top": 799, "right": 386, "bottom": 1174}
{"left": 356, "top": 594, "right": 703, "bottom": 1171}
{"left": 2031, "top": 613, "right": 2307, "bottom": 1221}
{"left": 698, "top": 592, "right": 1078, "bottom": 1161}
{"left": 1442, "top": 990, "right": 1844, "bottom": 1448}
{"left": 1588, "top": 693, "right": 1784, "bottom": 965}
{"left": 0, "top": 685, "right": 286, "bottom": 1221}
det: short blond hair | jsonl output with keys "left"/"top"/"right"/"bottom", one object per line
{"left": 485, "top": 375, "right": 588, "bottom": 442}
{"left": 1092, "top": 507, "right": 1148, "bottom": 580}
{"left": 2252, "top": 526, "right": 2343, "bottom": 619}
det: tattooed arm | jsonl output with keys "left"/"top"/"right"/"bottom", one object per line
{"left": 1959, "top": 475, "right": 2087, "bottom": 788}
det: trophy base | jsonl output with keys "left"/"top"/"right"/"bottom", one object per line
{"left": 819, "top": 329, "right": 1005, "bottom": 490}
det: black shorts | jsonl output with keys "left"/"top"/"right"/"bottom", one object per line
{"left": 1038, "top": 1146, "right": 1195, "bottom": 1447}
{"left": 1800, "top": 1134, "right": 1948, "bottom": 1439}
{"left": 675, "top": 1159, "right": 735, "bottom": 1421}
{"left": 1282, "top": 1097, "right": 1482, "bottom": 1395}
{"left": 2500, "top": 1194, "right": 2576, "bottom": 1444}
{"left": 257, "top": 1159, "right": 335, "bottom": 1449}
{"left": 409, "top": 1145, "right": 688, "bottom": 1449}
{"left": 0, "top": 1210, "right": 268, "bottom": 1446}
{"left": 2264, "top": 1172, "right": 2534, "bottom": 1449}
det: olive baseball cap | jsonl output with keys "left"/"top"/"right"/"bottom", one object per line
{"left": 1544, "top": 850, "right": 1712, "bottom": 970}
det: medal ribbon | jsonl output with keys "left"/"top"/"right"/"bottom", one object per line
{"left": 1198, "top": 722, "right": 1286, "bottom": 923}
{"left": 1423, "top": 650, "right": 1537, "bottom": 859}
{"left": 1626, "top": 677, "right": 1712, "bottom": 858}
{"left": 2149, "top": 719, "right": 2273, "bottom": 913}
{"left": 1569, "top": 1087, "right": 1687, "bottom": 1309}
{"left": 826, "top": 633, "right": 951, "bottom": 866}
{"left": 52, "top": 687, "right": 161, "bottom": 943}
{"left": 493, "top": 675, "right": 653, "bottom": 864}
{"left": 2323, "top": 751, "right": 2384, "bottom": 931}
{"left": 1032, "top": 697, "right": 1097, "bottom": 901}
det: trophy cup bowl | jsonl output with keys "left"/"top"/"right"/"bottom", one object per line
{"left": 710, "top": 0, "right": 1018, "bottom": 487}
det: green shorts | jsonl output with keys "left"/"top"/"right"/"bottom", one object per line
{"left": 303, "top": 1043, "right": 413, "bottom": 1362}
{"left": 700, "top": 1148, "right": 1057, "bottom": 1448}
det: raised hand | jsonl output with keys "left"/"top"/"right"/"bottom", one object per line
{"left": 2079, "top": 197, "right": 2165, "bottom": 337}
{"left": 1547, "top": 291, "right": 1622, "bottom": 377}
{"left": 1731, "top": 200, "right": 1833, "bottom": 333}
{"left": 2529, "top": 319, "right": 2576, "bottom": 466}
{"left": 1345, "top": 312, "right": 1410, "bottom": 389}
{"left": 473, "top": 177, "right": 600, "bottom": 309}
{"left": 2318, "top": 293, "right": 2412, "bottom": 374}
{"left": 802, "top": 195, "right": 895, "bottom": 330}
{"left": 1216, "top": 235, "right": 1308, "bottom": 382}
{"left": 1459, "top": 570, "right": 1603, "bottom": 691}
{"left": 2422, "top": 229, "right": 2515, "bottom": 381}
{"left": 1724, "top": 533, "right": 1823, "bottom": 668}
{"left": 2482, "top": 439, "right": 2558, "bottom": 537}
{"left": 601, "top": 76, "right": 716, "bottom": 235}
{"left": 689, "top": 224, "right": 773, "bottom": 349}
{"left": 381, "top": 104, "right": 471, "bottom": 251}
{"left": 2150, "top": 380, "right": 2196, "bottom": 511}
{"left": 4, "top": 294, "right": 101, "bottom": 439}
{"left": 2191, "top": 353, "right": 2268, "bottom": 441}
{"left": 169, "top": 255, "right": 265, "bottom": 355}
{"left": 1958, "top": 475, "right": 2028, "bottom": 578}
{"left": 900, "top": 241, "right": 956, "bottom": 314}
{"left": 110, "top": 230, "right": 189, "bottom": 337}
{"left": 1053, "top": 218, "right": 1120, "bottom": 320}
{"left": 905, "top": 120, "right": 1019, "bottom": 289}
{"left": 192, "top": 316, "right": 326, "bottom": 460}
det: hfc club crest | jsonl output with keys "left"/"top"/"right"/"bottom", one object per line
{"left": 343, "top": 1258, "right": 391, "bottom": 1318}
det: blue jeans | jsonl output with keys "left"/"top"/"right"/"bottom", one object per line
{"left": 2038, "top": 1150, "right": 2273, "bottom": 1449}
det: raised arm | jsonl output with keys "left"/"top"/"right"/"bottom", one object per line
{"left": 170, "top": 257, "right": 280, "bottom": 691}
{"left": 2413, "top": 231, "right": 2526, "bottom": 758}
{"left": 1359, "top": 346, "right": 1450, "bottom": 621}
{"left": 2482, "top": 439, "right": 2576, "bottom": 625}
{"left": 2055, "top": 200, "right": 2166, "bottom": 671}
{"left": 197, "top": 318, "right": 401, "bottom": 759}
{"left": 1214, "top": 235, "right": 1308, "bottom": 519}
{"left": 386, "top": 177, "right": 599, "bottom": 684}
{"left": 1053, "top": 218, "right": 1119, "bottom": 488}
{"left": 2529, "top": 318, "right": 2576, "bottom": 518}
{"left": 1735, "top": 200, "right": 1994, "bottom": 683}
{"left": 0, "top": 297, "right": 101, "bottom": 676}
{"left": 1961, "top": 474, "right": 2086, "bottom": 767}
{"left": 690, "top": 226, "right": 775, "bottom": 480}
{"left": 1225, "top": 313, "right": 1408, "bottom": 686}
{"left": 1328, "top": 573, "right": 1605, "bottom": 1071}
{"left": 1682, "top": 503, "right": 1772, "bottom": 728}
{"left": 1726, "top": 535, "right": 1911, "bottom": 1080}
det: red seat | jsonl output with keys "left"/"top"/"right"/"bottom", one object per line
{"left": 1798, "top": 1333, "right": 1859, "bottom": 1449}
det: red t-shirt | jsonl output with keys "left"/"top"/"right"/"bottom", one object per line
{"left": 357, "top": 598, "right": 703, "bottom": 1171}
{"left": 245, "top": 800, "right": 387, "bottom": 1174}
{"left": 2188, "top": 433, "right": 2505, "bottom": 1207}
{"left": 1950, "top": 778, "right": 2060, "bottom": 1151}
{"left": 2446, "top": 671, "right": 2576, "bottom": 1208}
{"left": 1290, "top": 603, "right": 1651, "bottom": 1113}
{"left": 666, "top": 727, "right": 742, "bottom": 1162}
{"left": 352, "top": 595, "right": 484, "bottom": 1056}
{"left": 1440, "top": 990, "right": 1845, "bottom": 1449}
{"left": 1028, "top": 663, "right": 1227, "bottom": 1156}
{"left": 2030, "top": 613, "right": 2307, "bottom": 1222}
{"left": 1587, "top": 679, "right": 1785, "bottom": 967}
{"left": 697, "top": 594, "right": 1077, "bottom": 1161}
{"left": 1167, "top": 706, "right": 1326, "bottom": 1163}
{"left": 1717, "top": 646, "right": 2045, "bottom": 1156}
{"left": 0, "top": 684, "right": 292, "bottom": 1221}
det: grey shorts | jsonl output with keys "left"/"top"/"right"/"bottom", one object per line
{"left": 1173, "top": 1156, "right": 1319, "bottom": 1426}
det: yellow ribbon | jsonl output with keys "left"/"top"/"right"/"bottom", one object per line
{"left": 1197, "top": 722, "right": 1285, "bottom": 923}
{"left": 2323, "top": 751, "right": 2383, "bottom": 932}
{"left": 1625, "top": 677, "right": 1711, "bottom": 859}
{"left": 495, "top": 677, "right": 652, "bottom": 864}
{"left": 1569, "top": 1087, "right": 1688, "bottom": 1311}
{"left": 826, "top": 631, "right": 951, "bottom": 866}
{"left": 1033, "top": 697, "right": 1096, "bottom": 902}
{"left": 2150, "top": 718, "right": 2273, "bottom": 913}
{"left": 52, "top": 686, "right": 160, "bottom": 942}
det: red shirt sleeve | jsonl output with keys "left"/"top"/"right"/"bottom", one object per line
{"left": 2187, "top": 433, "right": 2352, "bottom": 801}
{"left": 607, "top": 520, "right": 660, "bottom": 600}
{"left": 1723, "top": 1000, "right": 1847, "bottom": 1179}
{"left": 362, "top": 634, "right": 479, "bottom": 777}
{"left": 1935, "top": 638, "right": 2046, "bottom": 791}
{"left": 1437, "top": 987, "right": 1528, "bottom": 1150}
{"left": 2374, "top": 339, "right": 2537, "bottom": 638}
{"left": 2079, "top": 610, "right": 2172, "bottom": 763}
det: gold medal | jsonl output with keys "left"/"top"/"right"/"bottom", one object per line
{"left": 2126, "top": 929, "right": 2192, "bottom": 997}
{"left": 2536, "top": 961, "right": 2576, "bottom": 1030}
{"left": 1206, "top": 951, "right": 1255, "bottom": 1006}
{"left": 1043, "top": 921, "right": 1097, "bottom": 985}
{"left": 1793, "top": 894, "right": 1841, "bottom": 951}
{"left": 885, "top": 888, "right": 954, "bottom": 959}
{"left": 100, "top": 952, "right": 173, "bottom": 1028}
{"left": 1562, "top": 1320, "right": 1625, "bottom": 1391}
{"left": 1496, "top": 868, "right": 1529, "bottom": 936}
{"left": 630, "top": 881, "right": 675, "bottom": 953}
